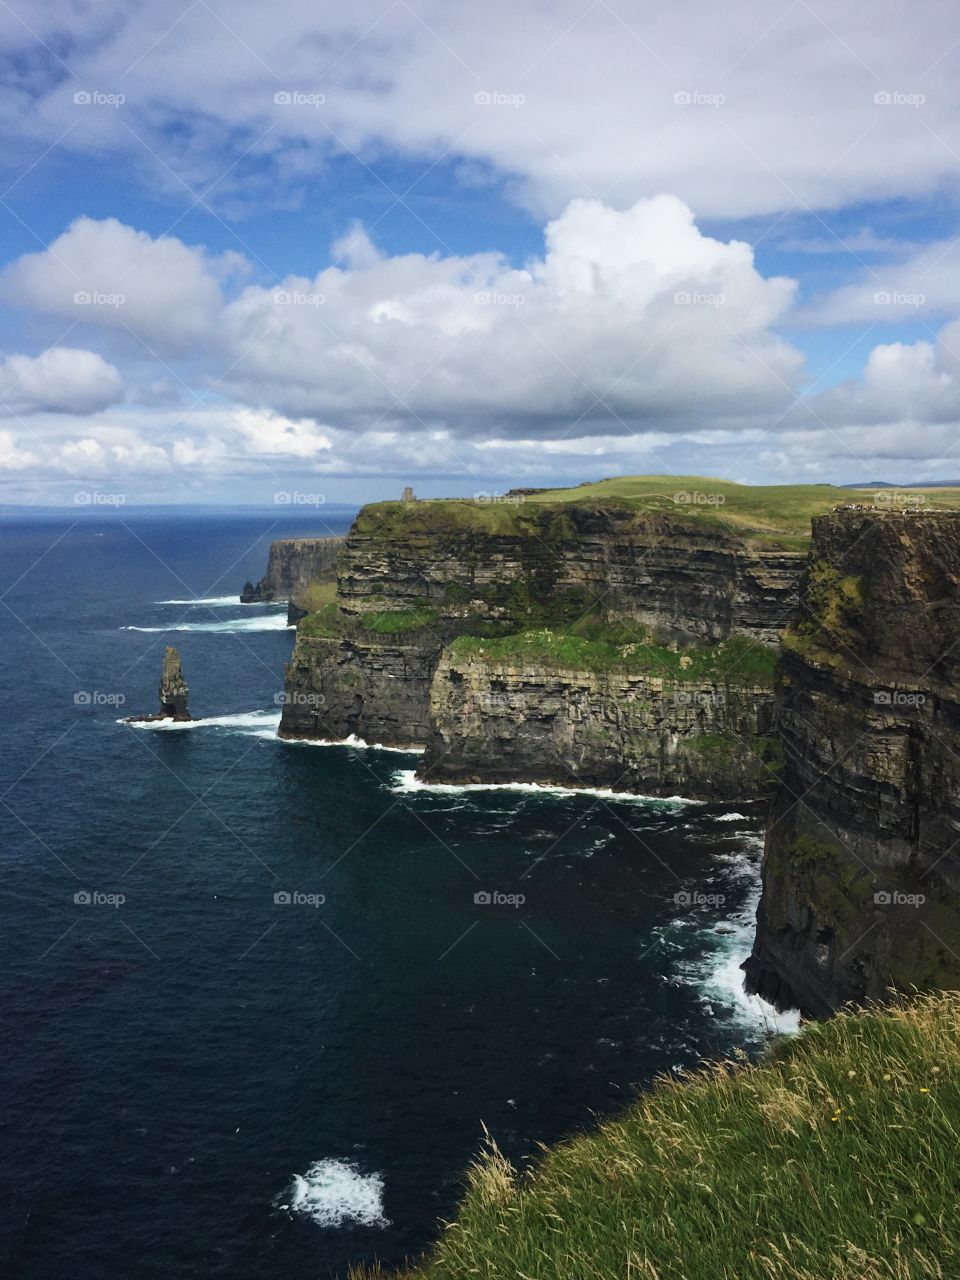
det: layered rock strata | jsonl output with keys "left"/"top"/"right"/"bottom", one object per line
{"left": 744, "top": 511, "right": 960, "bottom": 1014}
{"left": 241, "top": 536, "right": 345, "bottom": 603}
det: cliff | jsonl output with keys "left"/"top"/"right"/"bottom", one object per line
{"left": 278, "top": 495, "right": 800, "bottom": 795}
{"left": 419, "top": 638, "right": 780, "bottom": 799}
{"left": 337, "top": 501, "right": 804, "bottom": 644}
{"left": 241, "top": 536, "right": 345, "bottom": 604}
{"left": 745, "top": 510, "right": 960, "bottom": 1015}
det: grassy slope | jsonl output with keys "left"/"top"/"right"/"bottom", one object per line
{"left": 358, "top": 993, "right": 960, "bottom": 1280}
{"left": 449, "top": 630, "right": 777, "bottom": 683}
{"left": 354, "top": 478, "right": 960, "bottom": 550}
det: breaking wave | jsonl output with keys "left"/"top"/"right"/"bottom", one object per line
{"left": 124, "top": 710, "right": 282, "bottom": 735}
{"left": 280, "top": 1159, "right": 389, "bottom": 1229}
{"left": 122, "top": 613, "right": 291, "bottom": 633}
{"left": 154, "top": 595, "right": 246, "bottom": 606}
{"left": 390, "top": 769, "right": 702, "bottom": 807}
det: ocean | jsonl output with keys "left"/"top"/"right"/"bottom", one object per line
{"left": 0, "top": 509, "right": 797, "bottom": 1279}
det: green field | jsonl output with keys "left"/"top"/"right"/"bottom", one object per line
{"left": 355, "top": 477, "right": 960, "bottom": 547}
{"left": 357, "top": 992, "right": 960, "bottom": 1280}
{"left": 449, "top": 628, "right": 777, "bottom": 684}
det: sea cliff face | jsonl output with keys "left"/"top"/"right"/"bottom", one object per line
{"left": 241, "top": 536, "right": 345, "bottom": 604}
{"left": 420, "top": 651, "right": 778, "bottom": 799}
{"left": 279, "top": 501, "right": 795, "bottom": 796}
{"left": 745, "top": 511, "right": 960, "bottom": 1014}
{"left": 337, "top": 503, "right": 803, "bottom": 643}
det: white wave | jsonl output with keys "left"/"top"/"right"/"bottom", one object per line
{"left": 124, "top": 709, "right": 282, "bottom": 733}
{"left": 282, "top": 1159, "right": 389, "bottom": 1229}
{"left": 713, "top": 811, "right": 749, "bottom": 822}
{"left": 122, "top": 614, "right": 292, "bottom": 633}
{"left": 390, "top": 769, "right": 702, "bottom": 806}
{"left": 154, "top": 595, "right": 246, "bottom": 606}
{"left": 677, "top": 844, "right": 801, "bottom": 1037}
{"left": 282, "top": 733, "right": 425, "bottom": 754}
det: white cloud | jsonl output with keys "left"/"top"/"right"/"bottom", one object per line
{"left": 0, "top": 430, "right": 40, "bottom": 470}
{"left": 0, "top": 347, "right": 123, "bottom": 415}
{"left": 9, "top": 1, "right": 960, "bottom": 220}
{"left": 0, "top": 217, "right": 245, "bottom": 353}
{"left": 221, "top": 195, "right": 800, "bottom": 432}
{"left": 3, "top": 199, "right": 801, "bottom": 436}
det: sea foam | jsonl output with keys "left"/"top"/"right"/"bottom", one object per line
{"left": 124, "top": 709, "right": 282, "bottom": 734}
{"left": 390, "top": 769, "right": 702, "bottom": 806}
{"left": 283, "top": 1159, "right": 389, "bottom": 1228}
{"left": 154, "top": 595, "right": 246, "bottom": 606}
{"left": 122, "top": 613, "right": 291, "bottom": 633}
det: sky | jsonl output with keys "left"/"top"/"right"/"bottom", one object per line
{"left": 2, "top": 0, "right": 960, "bottom": 505}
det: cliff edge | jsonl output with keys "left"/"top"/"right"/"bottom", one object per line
{"left": 745, "top": 510, "right": 960, "bottom": 1014}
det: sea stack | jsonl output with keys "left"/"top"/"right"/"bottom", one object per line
{"left": 159, "top": 646, "right": 191, "bottom": 720}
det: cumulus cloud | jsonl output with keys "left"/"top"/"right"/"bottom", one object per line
{"left": 2, "top": 198, "right": 801, "bottom": 435}
{"left": 0, "top": 347, "right": 123, "bottom": 415}
{"left": 0, "top": 217, "right": 245, "bottom": 353}
{"left": 7, "top": 1, "right": 960, "bottom": 220}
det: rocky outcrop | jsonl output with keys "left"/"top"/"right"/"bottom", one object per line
{"left": 279, "top": 635, "right": 440, "bottom": 746}
{"left": 127, "top": 646, "right": 192, "bottom": 722}
{"left": 279, "top": 501, "right": 797, "bottom": 777}
{"left": 159, "top": 646, "right": 190, "bottom": 719}
{"left": 419, "top": 653, "right": 779, "bottom": 798}
{"left": 744, "top": 511, "right": 960, "bottom": 1015}
{"left": 241, "top": 536, "right": 345, "bottom": 603}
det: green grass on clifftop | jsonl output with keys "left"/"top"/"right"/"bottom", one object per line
{"left": 449, "top": 629, "right": 777, "bottom": 684}
{"left": 357, "top": 992, "right": 960, "bottom": 1280}
{"left": 354, "top": 477, "right": 960, "bottom": 547}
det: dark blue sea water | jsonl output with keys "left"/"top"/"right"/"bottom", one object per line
{"left": 0, "top": 510, "right": 796, "bottom": 1280}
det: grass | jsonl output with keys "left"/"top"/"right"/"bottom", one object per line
{"left": 354, "top": 477, "right": 960, "bottom": 547}
{"left": 448, "top": 629, "right": 778, "bottom": 685}
{"left": 297, "top": 579, "right": 338, "bottom": 612}
{"left": 360, "top": 607, "right": 439, "bottom": 634}
{"left": 358, "top": 992, "right": 960, "bottom": 1280}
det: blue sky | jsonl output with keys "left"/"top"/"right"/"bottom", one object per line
{"left": 2, "top": 0, "right": 960, "bottom": 503}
